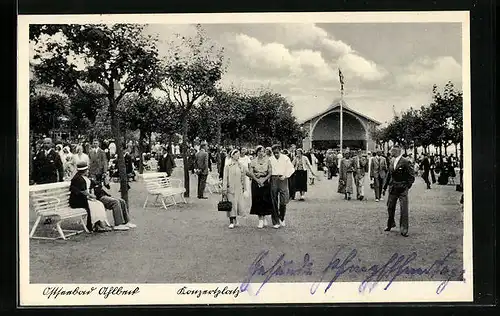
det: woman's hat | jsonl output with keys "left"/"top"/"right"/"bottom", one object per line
{"left": 230, "top": 149, "right": 239, "bottom": 157}
{"left": 255, "top": 145, "right": 264, "bottom": 153}
{"left": 76, "top": 161, "right": 88, "bottom": 171}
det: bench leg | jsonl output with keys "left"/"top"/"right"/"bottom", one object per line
{"left": 80, "top": 216, "right": 90, "bottom": 233}
{"left": 55, "top": 221, "right": 66, "bottom": 240}
{"left": 143, "top": 195, "right": 149, "bottom": 209}
{"left": 160, "top": 197, "right": 169, "bottom": 210}
{"left": 29, "top": 216, "right": 42, "bottom": 238}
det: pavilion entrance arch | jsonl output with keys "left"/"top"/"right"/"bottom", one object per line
{"left": 301, "top": 99, "right": 381, "bottom": 152}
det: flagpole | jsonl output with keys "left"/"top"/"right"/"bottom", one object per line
{"left": 340, "top": 86, "right": 343, "bottom": 155}
{"left": 339, "top": 68, "right": 344, "bottom": 156}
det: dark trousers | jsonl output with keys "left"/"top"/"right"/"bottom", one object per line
{"left": 197, "top": 173, "right": 208, "bottom": 197}
{"left": 99, "top": 196, "right": 129, "bottom": 226}
{"left": 270, "top": 176, "right": 289, "bottom": 225}
{"left": 377, "top": 175, "right": 385, "bottom": 198}
{"left": 386, "top": 188, "right": 409, "bottom": 235}
{"left": 327, "top": 166, "right": 335, "bottom": 179}
{"left": 430, "top": 169, "right": 436, "bottom": 183}
{"left": 288, "top": 172, "right": 296, "bottom": 199}
{"left": 422, "top": 170, "right": 431, "bottom": 187}
{"left": 373, "top": 175, "right": 381, "bottom": 199}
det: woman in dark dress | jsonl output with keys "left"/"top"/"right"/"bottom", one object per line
{"left": 247, "top": 145, "right": 273, "bottom": 229}
{"left": 292, "top": 148, "right": 316, "bottom": 201}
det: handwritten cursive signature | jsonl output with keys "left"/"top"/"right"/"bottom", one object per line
{"left": 240, "top": 250, "right": 314, "bottom": 295}
{"left": 240, "top": 249, "right": 463, "bottom": 296}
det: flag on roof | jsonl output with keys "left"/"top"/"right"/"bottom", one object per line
{"left": 338, "top": 68, "right": 345, "bottom": 92}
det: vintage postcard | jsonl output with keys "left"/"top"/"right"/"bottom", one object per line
{"left": 18, "top": 11, "right": 472, "bottom": 305}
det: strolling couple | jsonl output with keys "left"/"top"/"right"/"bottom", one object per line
{"left": 221, "top": 144, "right": 295, "bottom": 229}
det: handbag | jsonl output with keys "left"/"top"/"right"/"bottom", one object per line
{"left": 217, "top": 195, "right": 232, "bottom": 212}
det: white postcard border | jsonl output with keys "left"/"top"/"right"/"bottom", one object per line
{"left": 17, "top": 11, "right": 473, "bottom": 306}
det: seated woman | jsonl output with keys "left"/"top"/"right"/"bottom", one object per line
{"left": 69, "top": 161, "right": 111, "bottom": 232}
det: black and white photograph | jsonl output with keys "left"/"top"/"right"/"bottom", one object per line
{"left": 18, "top": 12, "right": 472, "bottom": 305}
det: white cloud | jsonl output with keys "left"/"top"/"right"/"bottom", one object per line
{"left": 231, "top": 33, "right": 338, "bottom": 82}
{"left": 398, "top": 56, "right": 462, "bottom": 88}
{"left": 321, "top": 38, "right": 353, "bottom": 56}
{"left": 272, "top": 23, "right": 329, "bottom": 47}
{"left": 233, "top": 34, "right": 299, "bottom": 74}
{"left": 338, "top": 53, "right": 387, "bottom": 81}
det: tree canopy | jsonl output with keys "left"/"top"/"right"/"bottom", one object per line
{"left": 371, "top": 81, "right": 463, "bottom": 152}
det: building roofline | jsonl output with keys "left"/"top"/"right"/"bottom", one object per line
{"left": 299, "top": 99, "right": 382, "bottom": 125}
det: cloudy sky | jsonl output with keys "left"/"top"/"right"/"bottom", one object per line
{"left": 144, "top": 23, "right": 462, "bottom": 124}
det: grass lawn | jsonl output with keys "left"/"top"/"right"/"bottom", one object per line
{"left": 28, "top": 167, "right": 464, "bottom": 285}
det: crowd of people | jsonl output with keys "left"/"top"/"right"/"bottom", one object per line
{"left": 30, "top": 134, "right": 462, "bottom": 236}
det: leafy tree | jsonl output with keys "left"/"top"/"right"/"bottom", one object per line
{"left": 66, "top": 83, "right": 108, "bottom": 134}
{"left": 119, "top": 94, "right": 174, "bottom": 173}
{"left": 30, "top": 24, "right": 163, "bottom": 204}
{"left": 158, "top": 24, "right": 226, "bottom": 197}
{"left": 30, "top": 87, "right": 69, "bottom": 135}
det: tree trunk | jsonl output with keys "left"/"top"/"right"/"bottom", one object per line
{"left": 29, "top": 131, "right": 33, "bottom": 183}
{"left": 149, "top": 131, "right": 153, "bottom": 153}
{"left": 444, "top": 144, "right": 448, "bottom": 155}
{"left": 181, "top": 115, "right": 190, "bottom": 198}
{"left": 109, "top": 97, "right": 129, "bottom": 205}
{"left": 438, "top": 143, "right": 442, "bottom": 160}
{"left": 413, "top": 146, "right": 417, "bottom": 160}
{"left": 459, "top": 140, "right": 463, "bottom": 188}
{"left": 138, "top": 129, "right": 144, "bottom": 174}
{"left": 455, "top": 143, "right": 459, "bottom": 160}
{"left": 215, "top": 118, "right": 222, "bottom": 148}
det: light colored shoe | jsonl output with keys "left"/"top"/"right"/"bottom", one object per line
{"left": 125, "top": 222, "right": 137, "bottom": 228}
{"left": 235, "top": 219, "right": 240, "bottom": 227}
{"left": 113, "top": 224, "right": 130, "bottom": 231}
{"left": 263, "top": 217, "right": 268, "bottom": 227}
{"left": 228, "top": 223, "right": 235, "bottom": 229}
{"left": 280, "top": 220, "right": 286, "bottom": 227}
{"left": 257, "top": 220, "right": 264, "bottom": 229}
{"left": 380, "top": 197, "right": 384, "bottom": 201}
{"left": 375, "top": 199, "right": 380, "bottom": 202}
{"left": 272, "top": 224, "right": 280, "bottom": 229}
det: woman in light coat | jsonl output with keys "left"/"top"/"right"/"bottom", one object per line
{"left": 222, "top": 149, "right": 248, "bottom": 229}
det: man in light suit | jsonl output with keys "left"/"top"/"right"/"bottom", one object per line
{"left": 194, "top": 141, "right": 210, "bottom": 199}
{"left": 382, "top": 145, "right": 415, "bottom": 237}
{"left": 88, "top": 139, "right": 108, "bottom": 183}
{"left": 370, "top": 151, "right": 388, "bottom": 202}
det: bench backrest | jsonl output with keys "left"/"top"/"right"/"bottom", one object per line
{"left": 29, "top": 181, "right": 72, "bottom": 216}
{"left": 141, "top": 172, "right": 173, "bottom": 192}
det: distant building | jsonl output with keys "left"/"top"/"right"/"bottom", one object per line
{"left": 300, "top": 98, "right": 381, "bottom": 151}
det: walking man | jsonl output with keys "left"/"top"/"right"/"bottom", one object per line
{"left": 88, "top": 139, "right": 108, "bottom": 184}
{"left": 421, "top": 153, "right": 432, "bottom": 189}
{"left": 195, "top": 141, "right": 209, "bottom": 199}
{"left": 370, "top": 151, "right": 387, "bottom": 202}
{"left": 269, "top": 144, "right": 295, "bottom": 229}
{"left": 382, "top": 145, "right": 415, "bottom": 237}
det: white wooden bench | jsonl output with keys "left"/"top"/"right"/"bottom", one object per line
{"left": 141, "top": 172, "right": 187, "bottom": 210}
{"left": 29, "top": 182, "right": 89, "bottom": 240}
